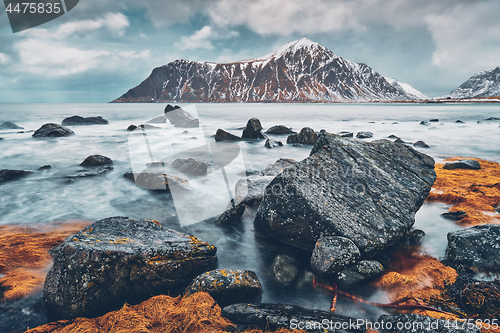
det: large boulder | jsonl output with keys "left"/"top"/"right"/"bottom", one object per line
{"left": 171, "top": 158, "right": 209, "bottom": 177}
{"left": 43, "top": 217, "right": 218, "bottom": 319}
{"left": 254, "top": 131, "right": 436, "bottom": 254}
{"left": 164, "top": 105, "right": 199, "bottom": 128}
{"left": 0, "top": 121, "right": 23, "bottom": 130}
{"left": 286, "top": 127, "right": 318, "bottom": 145}
{"left": 79, "top": 155, "right": 113, "bottom": 167}
{"left": 446, "top": 225, "right": 500, "bottom": 271}
{"left": 184, "top": 269, "right": 262, "bottom": 307}
{"left": 61, "top": 116, "right": 108, "bottom": 126}
{"left": 215, "top": 129, "right": 241, "bottom": 142}
{"left": 265, "top": 125, "right": 296, "bottom": 135}
{"left": 242, "top": 118, "right": 264, "bottom": 139}
{"left": 0, "top": 169, "right": 33, "bottom": 185}
{"left": 222, "top": 303, "right": 363, "bottom": 333}
{"left": 32, "top": 123, "right": 74, "bottom": 138}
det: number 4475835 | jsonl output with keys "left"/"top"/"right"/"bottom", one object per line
{"left": 5, "top": 2, "right": 61, "bottom": 14}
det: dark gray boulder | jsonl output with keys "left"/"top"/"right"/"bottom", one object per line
{"left": 242, "top": 118, "right": 263, "bottom": 139}
{"left": 184, "top": 269, "right": 262, "bottom": 307}
{"left": 79, "top": 155, "right": 113, "bottom": 167}
{"left": 414, "top": 140, "right": 430, "bottom": 148}
{"left": 43, "top": 217, "right": 217, "bottom": 319}
{"left": 378, "top": 313, "right": 479, "bottom": 333}
{"left": 286, "top": 127, "right": 318, "bottom": 145}
{"left": 171, "top": 158, "right": 209, "bottom": 177}
{"left": 215, "top": 129, "right": 241, "bottom": 141}
{"left": 61, "top": 116, "right": 108, "bottom": 126}
{"left": 216, "top": 202, "right": 246, "bottom": 225}
{"left": 310, "top": 236, "right": 361, "bottom": 277}
{"left": 255, "top": 131, "right": 436, "bottom": 254}
{"left": 270, "top": 254, "right": 299, "bottom": 286}
{"left": 443, "top": 159, "right": 481, "bottom": 170}
{"left": 0, "top": 169, "right": 34, "bottom": 185}
{"left": 265, "top": 138, "right": 283, "bottom": 148}
{"left": 0, "top": 121, "right": 23, "bottom": 130}
{"left": 164, "top": 105, "right": 199, "bottom": 128}
{"left": 222, "top": 303, "right": 363, "bottom": 333}
{"left": 336, "top": 260, "right": 384, "bottom": 289}
{"left": 261, "top": 158, "right": 298, "bottom": 177}
{"left": 32, "top": 123, "right": 74, "bottom": 138}
{"left": 0, "top": 138, "right": 3, "bottom": 141}
{"left": 442, "top": 211, "right": 467, "bottom": 220}
{"left": 456, "top": 120, "right": 465, "bottom": 123}
{"left": 446, "top": 225, "right": 500, "bottom": 271}
{"left": 265, "top": 125, "right": 296, "bottom": 135}
{"left": 485, "top": 117, "right": 500, "bottom": 121}
{"left": 356, "top": 131, "right": 373, "bottom": 139}
{"left": 420, "top": 121, "right": 429, "bottom": 125}
{"left": 38, "top": 165, "right": 51, "bottom": 170}
{"left": 123, "top": 171, "right": 189, "bottom": 191}
{"left": 388, "top": 134, "right": 399, "bottom": 139}
{"left": 430, "top": 119, "right": 439, "bottom": 122}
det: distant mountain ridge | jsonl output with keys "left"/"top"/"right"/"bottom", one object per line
{"left": 113, "top": 38, "right": 425, "bottom": 103}
{"left": 446, "top": 66, "right": 500, "bottom": 99}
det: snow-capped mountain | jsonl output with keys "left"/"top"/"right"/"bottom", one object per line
{"left": 446, "top": 66, "right": 500, "bottom": 98}
{"left": 113, "top": 38, "right": 424, "bottom": 103}
{"left": 385, "top": 77, "right": 427, "bottom": 99}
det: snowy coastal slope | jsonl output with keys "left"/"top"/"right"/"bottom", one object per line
{"left": 446, "top": 66, "right": 500, "bottom": 99}
{"left": 113, "top": 38, "right": 425, "bottom": 103}
{"left": 385, "top": 77, "right": 427, "bottom": 99}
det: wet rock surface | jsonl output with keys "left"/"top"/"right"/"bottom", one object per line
{"left": 378, "top": 313, "right": 480, "bottom": 333}
{"left": 336, "top": 260, "right": 384, "bottom": 288}
{"left": 0, "top": 170, "right": 34, "bottom": 185}
{"left": 171, "top": 158, "right": 209, "bottom": 177}
{"left": 234, "top": 175, "right": 275, "bottom": 205}
{"left": 265, "top": 138, "right": 283, "bottom": 148}
{"left": 0, "top": 121, "right": 23, "bottom": 130}
{"left": 0, "top": 295, "right": 48, "bottom": 333}
{"left": 123, "top": 171, "right": 189, "bottom": 191}
{"left": 32, "top": 123, "right": 74, "bottom": 138}
{"left": 222, "top": 303, "right": 363, "bottom": 333}
{"left": 265, "top": 125, "right": 296, "bottom": 135}
{"left": 446, "top": 225, "right": 500, "bottom": 271}
{"left": 414, "top": 140, "right": 430, "bottom": 148}
{"left": 61, "top": 116, "right": 108, "bottom": 126}
{"left": 164, "top": 104, "right": 199, "bottom": 128}
{"left": 242, "top": 118, "right": 264, "bottom": 139}
{"left": 287, "top": 127, "right": 318, "bottom": 145}
{"left": 355, "top": 131, "right": 373, "bottom": 139}
{"left": 311, "top": 236, "right": 361, "bottom": 277}
{"left": 270, "top": 254, "right": 300, "bottom": 286}
{"left": 79, "top": 155, "right": 113, "bottom": 167}
{"left": 338, "top": 131, "right": 353, "bottom": 138}
{"left": 255, "top": 131, "right": 436, "bottom": 254}
{"left": 442, "top": 211, "right": 468, "bottom": 220}
{"left": 261, "top": 158, "right": 298, "bottom": 177}
{"left": 215, "top": 129, "right": 241, "bottom": 141}
{"left": 43, "top": 216, "right": 218, "bottom": 319}
{"left": 443, "top": 159, "right": 481, "bottom": 170}
{"left": 184, "top": 269, "right": 262, "bottom": 307}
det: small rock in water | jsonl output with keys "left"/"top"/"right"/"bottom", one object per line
{"left": 310, "top": 236, "right": 361, "bottom": 277}
{"left": 392, "top": 122, "right": 398, "bottom": 124}
{"left": 356, "top": 131, "right": 373, "bottom": 139}
{"left": 394, "top": 138, "right": 411, "bottom": 144}
{"left": 443, "top": 159, "right": 481, "bottom": 170}
{"left": 184, "top": 269, "right": 262, "bottom": 307}
{"left": 242, "top": 118, "right": 264, "bottom": 139}
{"left": 127, "top": 124, "right": 138, "bottom": 131}
{"left": 264, "top": 138, "right": 283, "bottom": 148}
{"left": 485, "top": 117, "right": 500, "bottom": 121}
{"left": 406, "top": 229, "right": 426, "bottom": 245}
{"left": 67, "top": 166, "right": 113, "bottom": 178}
{"left": 420, "top": 121, "right": 429, "bottom": 125}
{"left": 336, "top": 260, "right": 384, "bottom": 289}
{"left": 0, "top": 169, "right": 34, "bottom": 185}
{"left": 446, "top": 225, "right": 500, "bottom": 271}
{"left": 0, "top": 121, "right": 23, "bottom": 130}
{"left": 414, "top": 140, "right": 430, "bottom": 148}
{"left": 61, "top": 116, "right": 108, "bottom": 126}
{"left": 338, "top": 131, "right": 353, "bottom": 138}
{"left": 0, "top": 138, "right": 4, "bottom": 141}
{"left": 171, "top": 157, "right": 208, "bottom": 177}
{"left": 286, "top": 127, "right": 318, "bottom": 145}
{"left": 455, "top": 119, "right": 465, "bottom": 123}
{"left": 38, "top": 165, "right": 51, "bottom": 170}
{"left": 123, "top": 171, "right": 189, "bottom": 191}
{"left": 270, "top": 255, "right": 300, "bottom": 286}
{"left": 182, "top": 130, "right": 188, "bottom": 134}
{"left": 442, "top": 211, "right": 468, "bottom": 220}
{"left": 32, "top": 123, "right": 74, "bottom": 138}
{"left": 190, "top": 136, "right": 198, "bottom": 140}
{"left": 216, "top": 202, "right": 246, "bottom": 225}
{"left": 429, "top": 119, "right": 439, "bottom": 122}
{"left": 265, "top": 125, "right": 295, "bottom": 135}
{"left": 215, "top": 129, "right": 241, "bottom": 141}
{"left": 79, "top": 155, "right": 113, "bottom": 167}
{"left": 477, "top": 121, "right": 482, "bottom": 124}
{"left": 387, "top": 134, "right": 399, "bottom": 139}
{"left": 368, "top": 121, "right": 375, "bottom": 124}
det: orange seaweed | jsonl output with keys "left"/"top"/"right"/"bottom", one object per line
{"left": 426, "top": 157, "right": 500, "bottom": 225}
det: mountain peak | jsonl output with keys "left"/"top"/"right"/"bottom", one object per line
{"left": 447, "top": 66, "right": 500, "bottom": 98}
{"left": 254, "top": 38, "right": 333, "bottom": 61}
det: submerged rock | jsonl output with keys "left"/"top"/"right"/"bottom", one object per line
{"left": 456, "top": 120, "right": 465, "bottom": 123}
{"left": 0, "top": 121, "right": 23, "bottom": 130}
{"left": 61, "top": 116, "right": 108, "bottom": 126}
{"left": 338, "top": 131, "right": 353, "bottom": 138}
{"left": 356, "top": 131, "right": 373, "bottom": 139}
{"left": 286, "top": 127, "right": 318, "bottom": 145}
{"left": 79, "top": 155, "right": 113, "bottom": 167}
{"left": 255, "top": 131, "right": 436, "bottom": 254}
{"left": 171, "top": 158, "right": 209, "bottom": 177}
{"left": 241, "top": 118, "right": 264, "bottom": 139}
{"left": 0, "top": 169, "right": 34, "bottom": 185}
{"left": 446, "top": 225, "right": 500, "bottom": 271}
{"left": 32, "top": 123, "right": 74, "bottom": 138}
{"left": 67, "top": 166, "right": 113, "bottom": 178}
{"left": 0, "top": 295, "right": 48, "bottom": 333}
{"left": 43, "top": 217, "right": 218, "bottom": 319}
{"left": 222, "top": 303, "right": 363, "bottom": 333}
{"left": 270, "top": 254, "right": 299, "bottom": 287}
{"left": 264, "top": 138, "right": 283, "bottom": 148}
{"left": 265, "top": 125, "right": 296, "bottom": 135}
{"left": 414, "top": 140, "right": 430, "bottom": 148}
{"left": 310, "top": 236, "right": 361, "bottom": 277}
{"left": 429, "top": 118, "right": 439, "bottom": 122}
{"left": 164, "top": 105, "right": 199, "bottom": 128}
{"left": 184, "top": 269, "right": 262, "bottom": 307}
{"left": 443, "top": 159, "right": 481, "bottom": 170}
{"left": 378, "top": 313, "right": 479, "bottom": 333}
{"left": 38, "top": 165, "right": 51, "bottom": 170}
{"left": 215, "top": 129, "right": 241, "bottom": 141}
{"left": 420, "top": 121, "right": 429, "bottom": 125}
{"left": 123, "top": 171, "right": 189, "bottom": 191}
{"left": 442, "top": 211, "right": 467, "bottom": 220}
{"left": 336, "top": 260, "right": 384, "bottom": 289}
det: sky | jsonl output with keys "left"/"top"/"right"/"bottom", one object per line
{"left": 0, "top": 0, "right": 499, "bottom": 102}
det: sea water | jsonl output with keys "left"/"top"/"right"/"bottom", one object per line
{"left": 1, "top": 102, "right": 499, "bottom": 318}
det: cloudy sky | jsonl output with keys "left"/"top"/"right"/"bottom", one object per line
{"left": 0, "top": 0, "right": 499, "bottom": 102}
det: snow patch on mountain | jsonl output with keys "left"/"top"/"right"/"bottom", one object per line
{"left": 446, "top": 66, "right": 500, "bottom": 99}
{"left": 385, "top": 77, "right": 427, "bottom": 99}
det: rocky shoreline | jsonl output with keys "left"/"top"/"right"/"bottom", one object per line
{"left": 1, "top": 107, "right": 500, "bottom": 333}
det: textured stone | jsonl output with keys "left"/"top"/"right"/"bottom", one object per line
{"left": 242, "top": 118, "right": 263, "bottom": 139}
{"left": 336, "top": 260, "right": 384, "bottom": 288}
{"left": 79, "top": 155, "right": 113, "bottom": 167}
{"left": 261, "top": 158, "right": 298, "bottom": 177}
{"left": 32, "top": 123, "right": 74, "bottom": 138}
{"left": 356, "top": 131, "right": 373, "bottom": 139}
{"left": 61, "top": 116, "right": 108, "bottom": 126}
{"left": 0, "top": 169, "right": 33, "bottom": 185}
{"left": 171, "top": 158, "right": 209, "bottom": 177}
{"left": 443, "top": 160, "right": 481, "bottom": 170}
{"left": 0, "top": 121, "right": 23, "bottom": 130}
{"left": 123, "top": 171, "right": 189, "bottom": 191}
{"left": 264, "top": 138, "right": 283, "bottom": 148}
{"left": 286, "top": 127, "right": 318, "bottom": 145}
{"left": 270, "top": 255, "right": 299, "bottom": 286}
{"left": 43, "top": 217, "right": 217, "bottom": 319}
{"left": 215, "top": 129, "right": 241, "bottom": 141}
{"left": 414, "top": 140, "right": 430, "bottom": 148}
{"left": 311, "top": 236, "right": 361, "bottom": 277}
{"left": 265, "top": 125, "right": 296, "bottom": 135}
